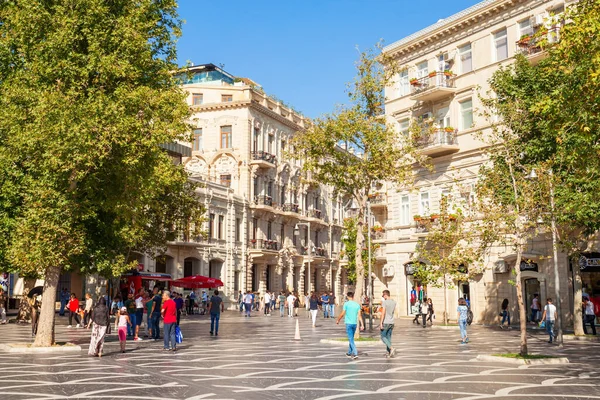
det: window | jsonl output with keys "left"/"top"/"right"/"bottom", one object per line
{"left": 209, "top": 213, "right": 215, "bottom": 238}
{"left": 399, "top": 119, "right": 410, "bottom": 138}
{"left": 518, "top": 19, "right": 534, "bottom": 38}
{"left": 220, "top": 174, "right": 231, "bottom": 187}
{"left": 221, "top": 94, "right": 232, "bottom": 102}
{"left": 192, "top": 93, "right": 203, "bottom": 105}
{"left": 419, "top": 192, "right": 430, "bottom": 215}
{"left": 493, "top": 29, "right": 508, "bottom": 61}
{"left": 235, "top": 218, "right": 241, "bottom": 242}
{"left": 460, "top": 99, "right": 473, "bottom": 130}
{"left": 267, "top": 221, "right": 272, "bottom": 240}
{"left": 400, "top": 194, "right": 410, "bottom": 225}
{"left": 416, "top": 61, "right": 428, "bottom": 78}
{"left": 253, "top": 176, "right": 259, "bottom": 197}
{"left": 441, "top": 188, "right": 454, "bottom": 213}
{"left": 280, "top": 224, "right": 285, "bottom": 245}
{"left": 218, "top": 215, "right": 224, "bottom": 239}
{"left": 252, "top": 218, "right": 257, "bottom": 240}
{"left": 398, "top": 70, "right": 409, "bottom": 96}
{"left": 458, "top": 43, "right": 472, "bottom": 73}
{"left": 253, "top": 128, "right": 260, "bottom": 152}
{"left": 220, "top": 125, "right": 232, "bottom": 148}
{"left": 192, "top": 128, "right": 202, "bottom": 151}
{"left": 268, "top": 134, "right": 274, "bottom": 153}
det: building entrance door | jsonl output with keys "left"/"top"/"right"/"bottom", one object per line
{"left": 524, "top": 278, "right": 540, "bottom": 322}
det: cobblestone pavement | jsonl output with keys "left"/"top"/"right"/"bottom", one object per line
{"left": 1, "top": 309, "right": 599, "bottom": 400}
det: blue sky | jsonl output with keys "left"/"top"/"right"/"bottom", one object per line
{"left": 176, "top": 0, "right": 479, "bottom": 118}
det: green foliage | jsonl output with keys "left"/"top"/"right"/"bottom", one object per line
{"left": 0, "top": 0, "right": 204, "bottom": 278}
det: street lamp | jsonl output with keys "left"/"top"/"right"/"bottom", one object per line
{"left": 294, "top": 222, "right": 311, "bottom": 294}
{"left": 527, "top": 168, "right": 563, "bottom": 346}
{"left": 367, "top": 200, "right": 373, "bottom": 331}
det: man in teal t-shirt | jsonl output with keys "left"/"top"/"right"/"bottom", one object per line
{"left": 336, "top": 292, "right": 364, "bottom": 360}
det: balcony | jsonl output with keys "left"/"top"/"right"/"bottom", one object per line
{"left": 250, "top": 150, "right": 277, "bottom": 168}
{"left": 410, "top": 72, "right": 457, "bottom": 102}
{"left": 301, "top": 246, "right": 328, "bottom": 258}
{"left": 371, "top": 230, "right": 386, "bottom": 241}
{"left": 282, "top": 203, "right": 300, "bottom": 214}
{"left": 516, "top": 27, "right": 560, "bottom": 65}
{"left": 368, "top": 194, "right": 387, "bottom": 209}
{"left": 375, "top": 244, "right": 386, "bottom": 262}
{"left": 248, "top": 239, "right": 279, "bottom": 252}
{"left": 417, "top": 128, "right": 459, "bottom": 157}
{"left": 306, "top": 209, "right": 323, "bottom": 219}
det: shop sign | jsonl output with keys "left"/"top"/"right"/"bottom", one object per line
{"left": 520, "top": 261, "right": 538, "bottom": 272}
{"left": 0, "top": 272, "right": 8, "bottom": 292}
{"left": 579, "top": 254, "right": 600, "bottom": 272}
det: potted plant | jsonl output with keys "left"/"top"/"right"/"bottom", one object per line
{"left": 413, "top": 215, "right": 422, "bottom": 222}
{"left": 410, "top": 78, "right": 419, "bottom": 86}
{"left": 444, "top": 69, "right": 453, "bottom": 77}
{"left": 518, "top": 34, "right": 532, "bottom": 45}
{"left": 430, "top": 213, "right": 440, "bottom": 221}
{"left": 444, "top": 126, "right": 455, "bottom": 133}
{"left": 428, "top": 71, "right": 437, "bottom": 78}
{"left": 448, "top": 213, "right": 458, "bottom": 221}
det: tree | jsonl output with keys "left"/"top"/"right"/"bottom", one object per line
{"left": 413, "top": 196, "right": 483, "bottom": 325}
{"left": 0, "top": 0, "right": 203, "bottom": 346}
{"left": 291, "top": 44, "right": 421, "bottom": 298}
{"left": 341, "top": 216, "right": 379, "bottom": 288}
{"left": 480, "top": 0, "right": 600, "bottom": 337}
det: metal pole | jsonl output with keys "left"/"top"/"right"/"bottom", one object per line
{"left": 307, "top": 221, "right": 311, "bottom": 295}
{"left": 549, "top": 170, "right": 563, "bottom": 345}
{"left": 367, "top": 201, "right": 373, "bottom": 331}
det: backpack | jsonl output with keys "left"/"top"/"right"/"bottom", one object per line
{"left": 293, "top": 298, "right": 300, "bottom": 308}
{"left": 467, "top": 309, "right": 474, "bottom": 325}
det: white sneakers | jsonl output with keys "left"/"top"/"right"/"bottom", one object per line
{"left": 76, "top": 324, "right": 81, "bottom": 328}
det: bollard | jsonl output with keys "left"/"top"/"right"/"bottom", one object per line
{"left": 294, "top": 319, "right": 302, "bottom": 341}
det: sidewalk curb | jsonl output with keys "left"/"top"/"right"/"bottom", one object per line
{"left": 476, "top": 354, "right": 569, "bottom": 365}
{"left": 320, "top": 339, "right": 381, "bottom": 347}
{"left": 562, "top": 334, "right": 600, "bottom": 342}
{"left": 0, "top": 343, "right": 82, "bottom": 354}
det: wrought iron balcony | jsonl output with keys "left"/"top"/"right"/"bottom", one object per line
{"left": 307, "top": 209, "right": 322, "bottom": 219}
{"left": 516, "top": 27, "right": 560, "bottom": 65}
{"left": 249, "top": 239, "right": 279, "bottom": 251}
{"left": 250, "top": 150, "right": 277, "bottom": 167}
{"left": 282, "top": 203, "right": 300, "bottom": 213}
{"left": 416, "top": 128, "right": 459, "bottom": 157}
{"left": 253, "top": 195, "right": 273, "bottom": 207}
{"left": 410, "top": 72, "right": 457, "bottom": 102}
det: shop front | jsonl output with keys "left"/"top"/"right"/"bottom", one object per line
{"left": 404, "top": 262, "right": 427, "bottom": 316}
{"left": 578, "top": 253, "right": 600, "bottom": 322}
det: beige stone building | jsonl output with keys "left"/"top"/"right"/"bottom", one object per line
{"left": 169, "top": 64, "right": 349, "bottom": 302}
{"left": 374, "top": 0, "right": 582, "bottom": 325}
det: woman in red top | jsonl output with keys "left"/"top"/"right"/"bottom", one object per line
{"left": 161, "top": 290, "right": 178, "bottom": 351}
{"left": 67, "top": 293, "right": 81, "bottom": 328}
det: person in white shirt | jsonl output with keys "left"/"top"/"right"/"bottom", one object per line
{"left": 583, "top": 297, "right": 597, "bottom": 335}
{"left": 530, "top": 294, "right": 540, "bottom": 324}
{"left": 540, "top": 297, "right": 558, "bottom": 343}
{"left": 134, "top": 289, "right": 145, "bottom": 341}
{"left": 286, "top": 292, "right": 296, "bottom": 318}
{"left": 243, "top": 292, "right": 253, "bottom": 317}
{"left": 264, "top": 291, "right": 272, "bottom": 316}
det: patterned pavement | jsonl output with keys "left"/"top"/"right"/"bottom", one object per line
{"left": 0, "top": 309, "right": 599, "bottom": 400}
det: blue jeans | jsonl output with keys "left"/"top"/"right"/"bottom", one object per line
{"left": 329, "top": 304, "right": 335, "bottom": 318}
{"left": 501, "top": 310, "right": 510, "bottom": 325}
{"left": 163, "top": 322, "right": 176, "bottom": 349}
{"left": 59, "top": 299, "right": 67, "bottom": 316}
{"left": 346, "top": 324, "right": 358, "bottom": 356}
{"left": 136, "top": 309, "right": 143, "bottom": 327}
{"left": 323, "top": 304, "right": 329, "bottom": 318}
{"left": 380, "top": 324, "right": 394, "bottom": 353}
{"left": 279, "top": 303, "right": 285, "bottom": 317}
{"left": 127, "top": 313, "right": 137, "bottom": 336}
{"left": 459, "top": 319, "right": 468, "bottom": 340}
{"left": 546, "top": 320, "right": 555, "bottom": 342}
{"left": 245, "top": 303, "right": 251, "bottom": 317}
{"left": 531, "top": 309, "right": 538, "bottom": 323}
{"left": 151, "top": 312, "right": 161, "bottom": 339}
{"left": 210, "top": 313, "right": 220, "bottom": 334}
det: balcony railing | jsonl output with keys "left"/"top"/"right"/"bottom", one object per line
{"left": 251, "top": 150, "right": 277, "bottom": 165}
{"left": 282, "top": 203, "right": 300, "bottom": 213}
{"left": 301, "top": 246, "right": 328, "bottom": 257}
{"left": 416, "top": 128, "right": 459, "bottom": 157}
{"left": 410, "top": 72, "right": 456, "bottom": 101}
{"left": 307, "top": 209, "right": 322, "bottom": 219}
{"left": 249, "top": 239, "right": 279, "bottom": 251}
{"left": 516, "top": 27, "right": 560, "bottom": 59}
{"left": 371, "top": 230, "right": 386, "bottom": 240}
{"left": 254, "top": 195, "right": 273, "bottom": 206}
{"left": 369, "top": 194, "right": 387, "bottom": 206}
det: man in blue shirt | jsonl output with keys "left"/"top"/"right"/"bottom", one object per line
{"left": 336, "top": 292, "right": 364, "bottom": 360}
{"left": 320, "top": 293, "right": 330, "bottom": 318}
{"left": 174, "top": 292, "right": 184, "bottom": 326}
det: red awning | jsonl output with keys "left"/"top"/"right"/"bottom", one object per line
{"left": 170, "top": 275, "right": 224, "bottom": 288}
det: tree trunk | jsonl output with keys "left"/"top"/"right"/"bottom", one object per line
{"left": 16, "top": 279, "right": 35, "bottom": 322}
{"left": 33, "top": 265, "right": 60, "bottom": 347}
{"left": 355, "top": 213, "right": 365, "bottom": 300}
{"left": 443, "top": 276, "right": 448, "bottom": 325}
{"left": 513, "top": 248, "right": 528, "bottom": 356}
{"left": 572, "top": 263, "right": 584, "bottom": 335}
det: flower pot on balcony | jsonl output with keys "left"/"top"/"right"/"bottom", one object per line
{"left": 448, "top": 214, "right": 458, "bottom": 221}
{"left": 444, "top": 126, "right": 456, "bottom": 133}
{"left": 444, "top": 69, "right": 453, "bottom": 77}
{"left": 518, "top": 35, "right": 532, "bottom": 46}
{"left": 410, "top": 78, "right": 420, "bottom": 86}
{"left": 430, "top": 214, "right": 440, "bottom": 221}
{"left": 428, "top": 72, "right": 437, "bottom": 78}
{"left": 413, "top": 215, "right": 422, "bottom": 222}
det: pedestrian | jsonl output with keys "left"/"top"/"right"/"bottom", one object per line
{"left": 145, "top": 291, "right": 153, "bottom": 338}
{"left": 321, "top": 292, "right": 330, "bottom": 318}
{"left": 201, "top": 290, "right": 208, "bottom": 310}
{"left": 540, "top": 297, "right": 557, "bottom": 343}
{"left": 161, "top": 290, "right": 177, "bottom": 351}
{"left": 412, "top": 299, "right": 421, "bottom": 324}
{"left": 174, "top": 292, "right": 184, "bottom": 326}
{"left": 0, "top": 288, "right": 7, "bottom": 324}
{"left": 208, "top": 289, "right": 225, "bottom": 336}
{"left": 379, "top": 290, "right": 397, "bottom": 358}
{"left": 335, "top": 291, "right": 364, "bottom": 360}
{"left": 457, "top": 298, "right": 469, "bottom": 344}
{"left": 286, "top": 292, "right": 296, "bottom": 318}
{"left": 426, "top": 298, "right": 434, "bottom": 326}
{"left": 270, "top": 291, "right": 276, "bottom": 311}
{"left": 67, "top": 293, "right": 81, "bottom": 328}
{"left": 243, "top": 291, "right": 253, "bottom": 317}
{"left": 124, "top": 293, "right": 137, "bottom": 337}
{"left": 294, "top": 292, "right": 300, "bottom": 317}
{"left": 304, "top": 292, "right": 310, "bottom": 313}
{"left": 583, "top": 297, "right": 596, "bottom": 335}
{"left": 150, "top": 287, "right": 162, "bottom": 340}
{"left": 83, "top": 293, "right": 93, "bottom": 328}
{"left": 88, "top": 297, "right": 110, "bottom": 357}
{"left": 530, "top": 293, "right": 540, "bottom": 324}
{"left": 278, "top": 291, "right": 286, "bottom": 317}
{"left": 134, "top": 289, "right": 145, "bottom": 340}
{"left": 500, "top": 298, "right": 511, "bottom": 329}
{"left": 329, "top": 291, "right": 336, "bottom": 318}
{"left": 115, "top": 306, "right": 131, "bottom": 353}
{"left": 111, "top": 295, "right": 123, "bottom": 315}
{"left": 59, "top": 288, "right": 69, "bottom": 316}
{"left": 309, "top": 292, "right": 321, "bottom": 327}
{"left": 188, "top": 290, "right": 196, "bottom": 315}
{"left": 238, "top": 290, "right": 244, "bottom": 312}
{"left": 30, "top": 296, "right": 41, "bottom": 336}
{"left": 264, "top": 291, "right": 271, "bottom": 316}
{"left": 420, "top": 297, "right": 429, "bottom": 328}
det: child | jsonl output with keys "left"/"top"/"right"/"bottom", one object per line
{"left": 116, "top": 306, "right": 132, "bottom": 353}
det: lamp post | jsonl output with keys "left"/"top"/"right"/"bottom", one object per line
{"left": 295, "top": 222, "right": 311, "bottom": 294}
{"left": 367, "top": 201, "right": 373, "bottom": 331}
{"left": 528, "top": 168, "right": 563, "bottom": 346}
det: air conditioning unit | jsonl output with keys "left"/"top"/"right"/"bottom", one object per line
{"left": 383, "top": 264, "right": 395, "bottom": 277}
{"left": 493, "top": 260, "right": 508, "bottom": 274}
{"left": 532, "top": 13, "right": 546, "bottom": 27}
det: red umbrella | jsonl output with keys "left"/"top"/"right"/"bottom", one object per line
{"left": 170, "top": 275, "right": 224, "bottom": 289}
